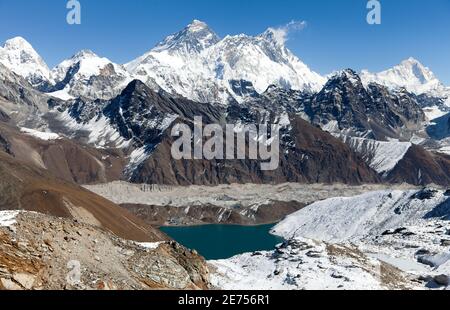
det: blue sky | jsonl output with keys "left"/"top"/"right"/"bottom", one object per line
{"left": 0, "top": 0, "right": 449, "bottom": 84}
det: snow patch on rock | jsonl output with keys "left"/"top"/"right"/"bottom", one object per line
{"left": 20, "top": 127, "right": 61, "bottom": 141}
{"left": 0, "top": 211, "right": 20, "bottom": 227}
{"left": 342, "top": 136, "right": 412, "bottom": 176}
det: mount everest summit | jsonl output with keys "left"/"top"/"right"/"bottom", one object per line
{"left": 125, "top": 20, "right": 326, "bottom": 104}
{"left": 2, "top": 20, "right": 326, "bottom": 103}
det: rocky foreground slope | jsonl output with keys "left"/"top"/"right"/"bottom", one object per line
{"left": 0, "top": 145, "right": 166, "bottom": 242}
{"left": 0, "top": 211, "right": 209, "bottom": 290}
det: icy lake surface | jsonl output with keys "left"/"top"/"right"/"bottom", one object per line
{"left": 160, "top": 224, "right": 284, "bottom": 260}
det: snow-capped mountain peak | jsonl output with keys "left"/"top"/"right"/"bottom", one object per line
{"left": 335, "top": 69, "right": 362, "bottom": 83}
{"left": 71, "top": 49, "right": 98, "bottom": 60}
{"left": 126, "top": 20, "right": 325, "bottom": 104}
{"left": 4, "top": 36, "right": 35, "bottom": 51}
{"left": 152, "top": 19, "right": 220, "bottom": 55}
{"left": 0, "top": 36, "right": 52, "bottom": 88}
{"left": 52, "top": 49, "right": 113, "bottom": 82}
{"left": 321, "top": 69, "right": 364, "bottom": 92}
{"left": 49, "top": 49, "right": 132, "bottom": 100}
{"left": 360, "top": 57, "right": 444, "bottom": 95}
{"left": 393, "top": 57, "right": 437, "bottom": 85}
{"left": 259, "top": 27, "right": 288, "bottom": 47}
{"left": 187, "top": 19, "right": 210, "bottom": 32}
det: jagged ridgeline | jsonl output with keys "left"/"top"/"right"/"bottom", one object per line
{"left": 0, "top": 20, "right": 449, "bottom": 187}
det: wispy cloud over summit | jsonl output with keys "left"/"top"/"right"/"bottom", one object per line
{"left": 267, "top": 20, "right": 307, "bottom": 45}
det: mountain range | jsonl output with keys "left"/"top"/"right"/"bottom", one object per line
{"left": 1, "top": 21, "right": 448, "bottom": 107}
{"left": 0, "top": 20, "right": 450, "bottom": 188}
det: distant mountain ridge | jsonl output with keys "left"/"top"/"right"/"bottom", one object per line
{"left": 1, "top": 21, "right": 449, "bottom": 107}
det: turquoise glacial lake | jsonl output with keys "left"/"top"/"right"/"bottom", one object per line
{"left": 160, "top": 223, "right": 284, "bottom": 260}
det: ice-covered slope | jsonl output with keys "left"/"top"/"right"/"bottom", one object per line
{"left": 126, "top": 20, "right": 325, "bottom": 104}
{"left": 212, "top": 189, "right": 450, "bottom": 290}
{"left": 272, "top": 189, "right": 449, "bottom": 242}
{"left": 211, "top": 237, "right": 405, "bottom": 290}
{"left": 270, "top": 188, "right": 450, "bottom": 287}
{"left": 0, "top": 37, "right": 52, "bottom": 89}
{"left": 20, "top": 127, "right": 61, "bottom": 141}
{"left": 50, "top": 50, "right": 133, "bottom": 100}
{"left": 341, "top": 136, "right": 412, "bottom": 176}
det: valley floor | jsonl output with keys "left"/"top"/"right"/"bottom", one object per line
{"left": 85, "top": 182, "right": 418, "bottom": 226}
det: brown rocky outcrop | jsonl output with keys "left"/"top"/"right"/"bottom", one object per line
{"left": 0, "top": 212, "right": 209, "bottom": 290}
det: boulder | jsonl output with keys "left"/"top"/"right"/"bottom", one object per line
{"left": 434, "top": 274, "right": 449, "bottom": 286}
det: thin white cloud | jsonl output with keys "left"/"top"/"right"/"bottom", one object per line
{"left": 268, "top": 20, "right": 307, "bottom": 45}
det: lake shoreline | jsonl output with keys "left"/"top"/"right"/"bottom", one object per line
{"left": 156, "top": 220, "right": 282, "bottom": 229}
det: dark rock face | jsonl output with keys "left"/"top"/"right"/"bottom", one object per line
{"left": 103, "top": 80, "right": 224, "bottom": 147}
{"left": 411, "top": 188, "right": 439, "bottom": 200}
{"left": 52, "top": 61, "right": 81, "bottom": 92}
{"left": 121, "top": 200, "right": 305, "bottom": 226}
{"left": 424, "top": 198, "right": 450, "bottom": 220}
{"left": 229, "top": 80, "right": 259, "bottom": 99}
{"left": 427, "top": 112, "right": 450, "bottom": 140}
{"left": 244, "top": 70, "right": 426, "bottom": 141}
{"left": 130, "top": 116, "right": 380, "bottom": 185}
{"left": 433, "top": 275, "right": 449, "bottom": 287}
{"left": 310, "top": 70, "right": 372, "bottom": 134}
{"left": 63, "top": 76, "right": 450, "bottom": 186}
{"left": 47, "top": 79, "right": 379, "bottom": 186}
{"left": 0, "top": 108, "right": 10, "bottom": 122}
{"left": 305, "top": 70, "right": 425, "bottom": 139}
{"left": 240, "top": 72, "right": 450, "bottom": 186}
{"left": 57, "top": 80, "right": 224, "bottom": 148}
{"left": 0, "top": 133, "right": 11, "bottom": 155}
{"left": 415, "top": 93, "right": 450, "bottom": 114}
{"left": 386, "top": 145, "right": 450, "bottom": 186}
